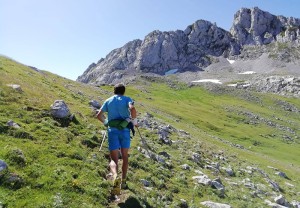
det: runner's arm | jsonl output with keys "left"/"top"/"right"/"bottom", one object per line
{"left": 97, "top": 110, "right": 106, "bottom": 123}
{"left": 129, "top": 102, "right": 136, "bottom": 119}
{"left": 129, "top": 102, "right": 137, "bottom": 126}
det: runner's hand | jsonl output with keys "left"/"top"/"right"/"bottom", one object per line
{"left": 132, "top": 118, "right": 138, "bottom": 126}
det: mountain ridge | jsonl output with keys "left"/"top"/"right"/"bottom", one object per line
{"left": 77, "top": 7, "right": 300, "bottom": 85}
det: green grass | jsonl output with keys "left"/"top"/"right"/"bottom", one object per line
{"left": 0, "top": 56, "right": 300, "bottom": 207}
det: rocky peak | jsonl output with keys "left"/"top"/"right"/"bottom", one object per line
{"left": 230, "top": 7, "right": 300, "bottom": 45}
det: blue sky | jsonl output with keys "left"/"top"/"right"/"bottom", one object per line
{"left": 1, "top": 0, "right": 299, "bottom": 80}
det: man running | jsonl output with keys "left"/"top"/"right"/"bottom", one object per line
{"left": 97, "top": 83, "right": 137, "bottom": 195}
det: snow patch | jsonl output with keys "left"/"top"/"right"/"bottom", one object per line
{"left": 227, "top": 58, "right": 235, "bottom": 64}
{"left": 192, "top": 79, "right": 222, "bottom": 84}
{"left": 165, "top": 69, "right": 178, "bottom": 75}
{"left": 238, "top": 71, "right": 256, "bottom": 75}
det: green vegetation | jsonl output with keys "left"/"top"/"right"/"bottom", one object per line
{"left": 0, "top": 56, "right": 299, "bottom": 207}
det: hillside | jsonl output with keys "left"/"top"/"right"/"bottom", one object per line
{"left": 0, "top": 56, "right": 300, "bottom": 207}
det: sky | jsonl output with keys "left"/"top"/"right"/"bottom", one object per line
{"left": 1, "top": 0, "right": 300, "bottom": 80}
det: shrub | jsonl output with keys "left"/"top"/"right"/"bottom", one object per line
{"left": 8, "top": 128, "right": 34, "bottom": 140}
{"left": 81, "top": 139, "right": 98, "bottom": 149}
{"left": 6, "top": 149, "right": 26, "bottom": 167}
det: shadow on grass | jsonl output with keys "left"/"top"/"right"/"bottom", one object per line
{"left": 53, "top": 114, "right": 80, "bottom": 127}
{"left": 118, "top": 196, "right": 152, "bottom": 208}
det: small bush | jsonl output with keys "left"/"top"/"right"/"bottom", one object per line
{"left": 8, "top": 128, "right": 34, "bottom": 140}
{"left": 0, "top": 123, "right": 8, "bottom": 133}
{"left": 0, "top": 172, "right": 25, "bottom": 190}
{"left": 81, "top": 139, "right": 98, "bottom": 149}
{"left": 70, "top": 153, "right": 84, "bottom": 161}
{"left": 6, "top": 149, "right": 26, "bottom": 167}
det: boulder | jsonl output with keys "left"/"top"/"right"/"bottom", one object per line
{"left": 6, "top": 120, "right": 20, "bottom": 129}
{"left": 89, "top": 100, "right": 101, "bottom": 109}
{"left": 50, "top": 100, "right": 70, "bottom": 119}
{"left": 200, "top": 201, "right": 231, "bottom": 208}
{"left": 211, "top": 179, "right": 225, "bottom": 197}
{"left": 274, "top": 195, "right": 287, "bottom": 206}
{"left": 225, "top": 167, "right": 234, "bottom": 176}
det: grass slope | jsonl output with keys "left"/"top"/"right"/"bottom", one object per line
{"left": 0, "top": 56, "right": 299, "bottom": 207}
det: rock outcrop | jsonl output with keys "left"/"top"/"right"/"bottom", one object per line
{"left": 230, "top": 7, "right": 300, "bottom": 45}
{"left": 249, "top": 76, "right": 300, "bottom": 97}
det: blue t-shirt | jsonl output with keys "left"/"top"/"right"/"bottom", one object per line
{"left": 100, "top": 95, "right": 133, "bottom": 121}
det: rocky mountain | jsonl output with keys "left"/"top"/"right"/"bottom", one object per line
{"left": 77, "top": 7, "right": 300, "bottom": 86}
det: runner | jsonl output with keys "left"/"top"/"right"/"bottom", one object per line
{"left": 97, "top": 83, "right": 137, "bottom": 195}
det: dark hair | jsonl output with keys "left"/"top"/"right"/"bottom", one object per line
{"left": 114, "top": 83, "right": 125, "bottom": 95}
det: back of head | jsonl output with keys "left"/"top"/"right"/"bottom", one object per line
{"left": 114, "top": 83, "right": 126, "bottom": 95}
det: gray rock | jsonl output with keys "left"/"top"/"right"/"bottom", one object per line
{"left": 6, "top": 120, "right": 20, "bottom": 129}
{"left": 225, "top": 167, "right": 234, "bottom": 176}
{"left": 268, "top": 179, "right": 281, "bottom": 192}
{"left": 181, "top": 164, "right": 190, "bottom": 170}
{"left": 140, "top": 179, "right": 150, "bottom": 187}
{"left": 212, "top": 178, "right": 224, "bottom": 189}
{"left": 191, "top": 152, "right": 201, "bottom": 163}
{"left": 6, "top": 84, "right": 23, "bottom": 92}
{"left": 158, "top": 151, "right": 171, "bottom": 159}
{"left": 275, "top": 171, "right": 288, "bottom": 179}
{"left": 211, "top": 179, "right": 225, "bottom": 196}
{"left": 50, "top": 100, "right": 70, "bottom": 119}
{"left": 89, "top": 100, "right": 101, "bottom": 109}
{"left": 274, "top": 195, "right": 288, "bottom": 206}
{"left": 250, "top": 76, "right": 300, "bottom": 98}
{"left": 265, "top": 200, "right": 287, "bottom": 208}
{"left": 291, "top": 200, "right": 300, "bottom": 208}
{"left": 192, "top": 175, "right": 211, "bottom": 186}
{"left": 200, "top": 201, "right": 231, "bottom": 208}
{"left": 0, "top": 160, "right": 8, "bottom": 174}
{"left": 137, "top": 147, "right": 166, "bottom": 165}
{"left": 158, "top": 125, "right": 172, "bottom": 145}
{"left": 178, "top": 199, "right": 188, "bottom": 208}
